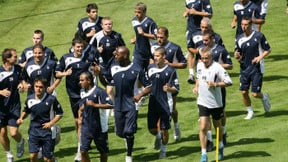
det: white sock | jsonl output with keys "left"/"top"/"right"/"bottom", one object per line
{"left": 156, "top": 132, "right": 161, "bottom": 139}
{"left": 207, "top": 130, "right": 212, "bottom": 142}
{"left": 77, "top": 142, "right": 81, "bottom": 153}
{"left": 174, "top": 122, "right": 179, "bottom": 129}
{"left": 160, "top": 144, "right": 166, "bottom": 152}
{"left": 247, "top": 106, "right": 253, "bottom": 112}
{"left": 219, "top": 141, "right": 224, "bottom": 149}
{"left": 189, "top": 69, "right": 194, "bottom": 75}
{"left": 201, "top": 149, "right": 207, "bottom": 155}
{"left": 6, "top": 151, "right": 13, "bottom": 158}
{"left": 222, "top": 126, "right": 226, "bottom": 135}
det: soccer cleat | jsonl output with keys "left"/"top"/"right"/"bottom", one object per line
{"left": 74, "top": 152, "right": 81, "bottom": 162}
{"left": 244, "top": 111, "right": 254, "bottom": 120}
{"left": 206, "top": 140, "right": 214, "bottom": 152}
{"left": 218, "top": 147, "right": 224, "bottom": 160}
{"left": 223, "top": 133, "right": 227, "bottom": 145}
{"left": 262, "top": 93, "right": 271, "bottom": 112}
{"left": 200, "top": 154, "right": 208, "bottom": 162}
{"left": 16, "top": 138, "right": 25, "bottom": 158}
{"left": 174, "top": 127, "right": 181, "bottom": 141}
{"left": 154, "top": 137, "right": 161, "bottom": 150}
{"left": 125, "top": 156, "right": 132, "bottom": 162}
{"left": 159, "top": 151, "right": 166, "bottom": 159}
{"left": 187, "top": 74, "right": 195, "bottom": 84}
{"left": 7, "top": 155, "right": 14, "bottom": 162}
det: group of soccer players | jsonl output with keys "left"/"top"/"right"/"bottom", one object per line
{"left": 0, "top": 1, "right": 274, "bottom": 162}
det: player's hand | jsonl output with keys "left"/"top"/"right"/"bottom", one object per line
{"left": 97, "top": 45, "right": 103, "bottom": 53}
{"left": 130, "top": 37, "right": 136, "bottom": 44}
{"left": 234, "top": 50, "right": 242, "bottom": 61}
{"left": 0, "top": 88, "right": 11, "bottom": 97}
{"left": 163, "top": 83, "right": 170, "bottom": 92}
{"left": 65, "top": 67, "right": 73, "bottom": 76}
{"left": 86, "top": 100, "right": 95, "bottom": 107}
{"left": 252, "top": 56, "right": 261, "bottom": 64}
{"left": 183, "top": 9, "right": 189, "bottom": 17}
{"left": 192, "top": 87, "right": 198, "bottom": 94}
{"left": 231, "top": 21, "right": 236, "bottom": 29}
{"left": 17, "top": 118, "right": 24, "bottom": 125}
{"left": 47, "top": 86, "right": 54, "bottom": 94}
{"left": 206, "top": 81, "right": 216, "bottom": 88}
{"left": 42, "top": 122, "right": 53, "bottom": 129}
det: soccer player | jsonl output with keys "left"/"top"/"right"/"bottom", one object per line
{"left": 17, "top": 77, "right": 63, "bottom": 162}
{"left": 110, "top": 46, "right": 151, "bottom": 162}
{"left": 19, "top": 29, "right": 57, "bottom": 68}
{"left": 186, "top": 17, "right": 224, "bottom": 84}
{"left": 78, "top": 71, "right": 113, "bottom": 162}
{"left": 250, "top": 0, "right": 268, "bottom": 31}
{"left": 234, "top": 17, "right": 271, "bottom": 120}
{"left": 74, "top": 3, "right": 103, "bottom": 44}
{"left": 0, "top": 48, "right": 25, "bottom": 162}
{"left": 55, "top": 39, "right": 93, "bottom": 161}
{"left": 147, "top": 47, "right": 179, "bottom": 159}
{"left": 151, "top": 27, "right": 187, "bottom": 141}
{"left": 22, "top": 44, "right": 61, "bottom": 95}
{"left": 89, "top": 16, "right": 126, "bottom": 117}
{"left": 231, "top": 0, "right": 264, "bottom": 38}
{"left": 200, "top": 29, "right": 233, "bottom": 149}
{"left": 131, "top": 2, "right": 158, "bottom": 71}
{"left": 192, "top": 46, "right": 232, "bottom": 162}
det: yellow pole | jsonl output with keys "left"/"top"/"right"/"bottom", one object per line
{"left": 216, "top": 127, "right": 219, "bottom": 162}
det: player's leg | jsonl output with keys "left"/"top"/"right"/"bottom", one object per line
{"left": 94, "top": 132, "right": 109, "bottom": 162}
{"left": 172, "top": 95, "right": 181, "bottom": 141}
{"left": 211, "top": 107, "right": 224, "bottom": 160}
{"left": 158, "top": 109, "right": 171, "bottom": 159}
{"left": 148, "top": 97, "right": 161, "bottom": 150}
{"left": 239, "top": 72, "right": 253, "bottom": 119}
{"left": 0, "top": 125, "right": 14, "bottom": 161}
{"left": 198, "top": 105, "right": 210, "bottom": 162}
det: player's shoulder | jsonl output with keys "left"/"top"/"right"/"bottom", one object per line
{"left": 79, "top": 17, "right": 89, "bottom": 24}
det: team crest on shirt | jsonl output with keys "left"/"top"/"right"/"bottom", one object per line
{"left": 9, "top": 77, "right": 13, "bottom": 82}
{"left": 131, "top": 70, "right": 134, "bottom": 74}
{"left": 46, "top": 102, "right": 49, "bottom": 105}
{"left": 165, "top": 72, "right": 168, "bottom": 77}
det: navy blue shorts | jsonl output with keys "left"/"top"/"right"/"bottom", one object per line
{"left": 0, "top": 104, "right": 20, "bottom": 127}
{"left": 198, "top": 104, "right": 224, "bottom": 120}
{"left": 240, "top": 66, "right": 263, "bottom": 93}
{"left": 69, "top": 97, "right": 81, "bottom": 118}
{"left": 28, "top": 135, "right": 55, "bottom": 159}
{"left": 148, "top": 97, "right": 171, "bottom": 130}
{"left": 114, "top": 109, "right": 138, "bottom": 138}
{"left": 80, "top": 130, "right": 109, "bottom": 154}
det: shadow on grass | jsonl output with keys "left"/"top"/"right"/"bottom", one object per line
{"left": 225, "top": 110, "right": 261, "bottom": 118}
{"left": 264, "top": 75, "right": 288, "bottom": 82}
{"left": 258, "top": 110, "right": 288, "bottom": 118}
{"left": 60, "top": 126, "right": 76, "bottom": 133}
{"left": 55, "top": 146, "right": 78, "bottom": 158}
{"left": 266, "top": 54, "right": 288, "bottom": 61}
{"left": 212, "top": 151, "right": 271, "bottom": 161}
{"left": 226, "top": 137, "right": 274, "bottom": 148}
{"left": 176, "top": 96, "right": 196, "bottom": 103}
{"left": 169, "top": 134, "right": 199, "bottom": 145}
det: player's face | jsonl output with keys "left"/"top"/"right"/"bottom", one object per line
{"left": 102, "top": 19, "right": 113, "bottom": 34}
{"left": 88, "top": 9, "right": 98, "bottom": 21}
{"left": 202, "top": 35, "right": 213, "bottom": 47}
{"left": 153, "top": 51, "right": 165, "bottom": 66}
{"left": 34, "top": 81, "right": 45, "bottom": 98}
{"left": 33, "top": 47, "right": 44, "bottom": 64}
{"left": 8, "top": 50, "right": 18, "bottom": 65}
{"left": 32, "top": 33, "right": 43, "bottom": 45}
{"left": 114, "top": 49, "right": 126, "bottom": 62}
{"left": 157, "top": 32, "right": 168, "bottom": 46}
{"left": 201, "top": 52, "right": 213, "bottom": 68}
{"left": 73, "top": 43, "right": 84, "bottom": 56}
{"left": 200, "top": 22, "right": 210, "bottom": 33}
{"left": 241, "top": 19, "right": 251, "bottom": 34}
{"left": 134, "top": 9, "right": 145, "bottom": 21}
{"left": 79, "top": 74, "right": 90, "bottom": 90}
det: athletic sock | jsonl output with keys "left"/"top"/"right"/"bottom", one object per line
{"left": 201, "top": 149, "right": 207, "bottom": 155}
{"left": 207, "top": 130, "right": 212, "bottom": 142}
{"left": 189, "top": 69, "right": 194, "bottom": 75}
{"left": 126, "top": 135, "right": 134, "bottom": 156}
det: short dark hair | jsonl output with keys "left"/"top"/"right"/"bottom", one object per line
{"left": 81, "top": 71, "right": 94, "bottom": 87}
{"left": 86, "top": 3, "right": 98, "bottom": 13}
{"left": 32, "top": 44, "right": 44, "bottom": 52}
{"left": 72, "top": 38, "right": 84, "bottom": 46}
{"left": 154, "top": 46, "right": 166, "bottom": 56}
{"left": 34, "top": 29, "right": 44, "bottom": 40}
{"left": 135, "top": 2, "right": 147, "bottom": 13}
{"left": 2, "top": 48, "right": 16, "bottom": 63}
{"left": 202, "top": 29, "right": 215, "bottom": 39}
{"left": 34, "top": 77, "right": 48, "bottom": 88}
{"left": 242, "top": 16, "right": 252, "bottom": 25}
{"left": 158, "top": 27, "right": 169, "bottom": 37}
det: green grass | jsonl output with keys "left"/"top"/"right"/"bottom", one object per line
{"left": 0, "top": 0, "right": 287, "bottom": 161}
